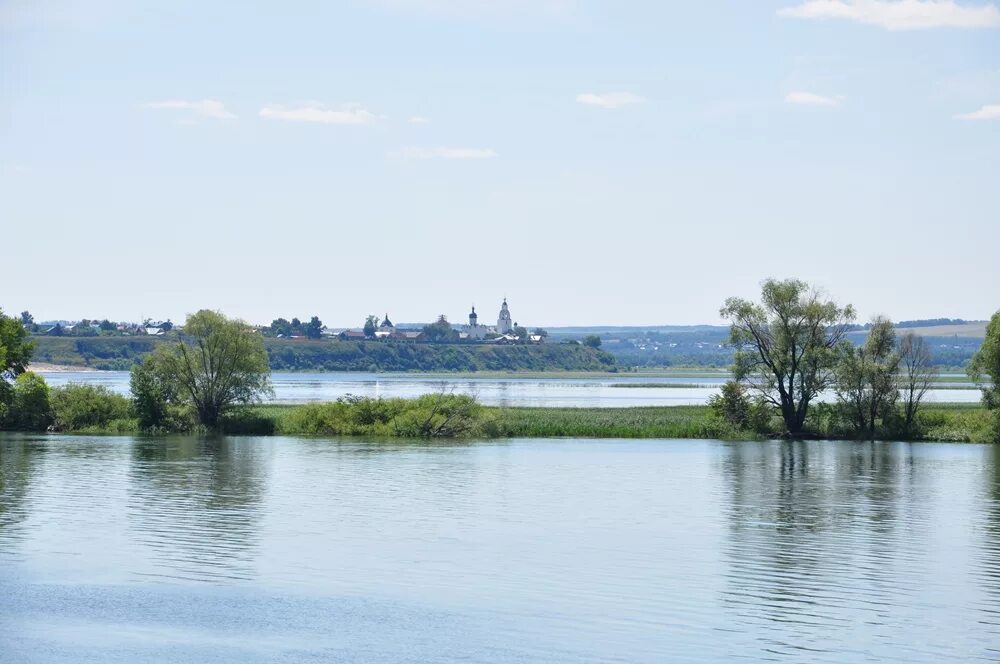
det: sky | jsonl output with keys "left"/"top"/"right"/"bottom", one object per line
{"left": 1, "top": 0, "right": 998, "bottom": 328}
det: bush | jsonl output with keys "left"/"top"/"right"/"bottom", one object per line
{"left": 50, "top": 383, "right": 133, "bottom": 431}
{"left": 280, "top": 394, "right": 495, "bottom": 438}
{"left": 6, "top": 372, "right": 52, "bottom": 431}
{"left": 708, "top": 381, "right": 771, "bottom": 433}
{"left": 219, "top": 409, "right": 277, "bottom": 435}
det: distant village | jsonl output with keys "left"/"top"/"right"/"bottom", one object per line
{"left": 21, "top": 298, "right": 549, "bottom": 345}
{"left": 336, "top": 299, "right": 547, "bottom": 345}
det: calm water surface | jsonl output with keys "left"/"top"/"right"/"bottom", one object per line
{"left": 2, "top": 434, "right": 999, "bottom": 662}
{"left": 37, "top": 371, "right": 980, "bottom": 407}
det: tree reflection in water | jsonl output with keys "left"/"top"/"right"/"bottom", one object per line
{"left": 128, "top": 436, "right": 272, "bottom": 583}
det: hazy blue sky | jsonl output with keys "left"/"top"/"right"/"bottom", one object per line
{"left": 2, "top": 0, "right": 998, "bottom": 327}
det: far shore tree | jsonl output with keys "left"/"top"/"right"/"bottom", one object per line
{"left": 582, "top": 335, "right": 602, "bottom": 348}
{"left": 835, "top": 316, "right": 900, "bottom": 440}
{"left": 305, "top": 316, "right": 323, "bottom": 339}
{"left": 721, "top": 278, "right": 855, "bottom": 436}
{"left": 898, "top": 332, "right": 937, "bottom": 434}
{"left": 137, "top": 310, "right": 272, "bottom": 428}
{"left": 363, "top": 315, "right": 379, "bottom": 338}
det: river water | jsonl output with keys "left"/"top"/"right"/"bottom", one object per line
{"left": 1, "top": 434, "right": 998, "bottom": 662}
{"left": 36, "top": 371, "right": 981, "bottom": 407}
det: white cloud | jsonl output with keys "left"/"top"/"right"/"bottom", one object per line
{"left": 146, "top": 99, "right": 236, "bottom": 120}
{"left": 408, "top": 116, "right": 431, "bottom": 124}
{"left": 392, "top": 146, "right": 497, "bottom": 160}
{"left": 575, "top": 92, "right": 645, "bottom": 109}
{"left": 785, "top": 91, "right": 846, "bottom": 106}
{"left": 778, "top": 1, "right": 1000, "bottom": 31}
{"left": 259, "top": 104, "right": 377, "bottom": 125}
{"left": 954, "top": 104, "right": 1000, "bottom": 120}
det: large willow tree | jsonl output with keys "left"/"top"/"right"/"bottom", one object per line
{"left": 149, "top": 310, "right": 271, "bottom": 428}
{"left": 721, "top": 279, "right": 855, "bottom": 436}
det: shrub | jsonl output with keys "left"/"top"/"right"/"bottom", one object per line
{"left": 279, "top": 394, "right": 494, "bottom": 438}
{"left": 6, "top": 372, "right": 52, "bottom": 431}
{"left": 50, "top": 383, "right": 133, "bottom": 431}
{"left": 708, "top": 381, "right": 771, "bottom": 433}
{"left": 219, "top": 409, "right": 277, "bottom": 435}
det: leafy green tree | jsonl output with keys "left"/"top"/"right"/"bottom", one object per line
{"left": 6, "top": 372, "right": 52, "bottom": 431}
{"left": 512, "top": 326, "right": 529, "bottom": 342}
{"left": 533, "top": 328, "right": 549, "bottom": 339}
{"left": 422, "top": 316, "right": 459, "bottom": 344}
{"left": 19, "top": 311, "right": 33, "bottom": 326}
{"left": 130, "top": 356, "right": 180, "bottom": 430}
{"left": 582, "top": 335, "right": 602, "bottom": 348}
{"left": 305, "top": 316, "right": 323, "bottom": 339}
{"left": 721, "top": 278, "right": 855, "bottom": 436}
{"left": 99, "top": 319, "right": 116, "bottom": 332}
{"left": 363, "top": 315, "right": 379, "bottom": 338}
{"left": 1, "top": 308, "right": 36, "bottom": 414}
{"left": 835, "top": 316, "right": 900, "bottom": 440}
{"left": 141, "top": 310, "right": 272, "bottom": 428}
{"left": 268, "top": 318, "right": 292, "bottom": 337}
{"left": 969, "top": 311, "right": 1000, "bottom": 438}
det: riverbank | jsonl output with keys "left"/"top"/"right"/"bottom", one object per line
{"left": 256, "top": 402, "right": 994, "bottom": 443}
{"left": 28, "top": 399, "right": 991, "bottom": 443}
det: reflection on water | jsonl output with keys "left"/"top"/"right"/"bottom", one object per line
{"left": 128, "top": 437, "right": 270, "bottom": 582}
{"left": 1, "top": 434, "right": 999, "bottom": 663}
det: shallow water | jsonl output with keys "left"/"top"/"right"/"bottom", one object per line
{"left": 37, "top": 371, "right": 981, "bottom": 407}
{"left": 2, "top": 434, "right": 999, "bottom": 662}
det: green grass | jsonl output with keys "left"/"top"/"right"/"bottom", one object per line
{"left": 490, "top": 405, "right": 747, "bottom": 439}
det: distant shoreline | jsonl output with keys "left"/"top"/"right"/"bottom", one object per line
{"left": 29, "top": 363, "right": 97, "bottom": 373}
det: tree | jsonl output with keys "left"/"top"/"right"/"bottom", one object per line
{"left": 422, "top": 316, "right": 459, "bottom": 344}
{"left": 969, "top": 311, "right": 1000, "bottom": 415}
{"left": 898, "top": 332, "right": 937, "bottom": 434}
{"left": 582, "top": 335, "right": 602, "bottom": 348}
{"left": 305, "top": 316, "right": 323, "bottom": 339}
{"left": 130, "top": 356, "right": 179, "bottom": 430}
{"left": 140, "top": 310, "right": 272, "bottom": 428}
{"left": 533, "top": 328, "right": 549, "bottom": 339}
{"left": 721, "top": 279, "right": 855, "bottom": 436}
{"left": 363, "top": 315, "right": 379, "bottom": 338}
{"left": 835, "top": 317, "right": 900, "bottom": 440}
{"left": 512, "top": 326, "right": 528, "bottom": 342}
{"left": 99, "top": 319, "right": 116, "bottom": 332}
{"left": 19, "top": 311, "right": 33, "bottom": 326}
{"left": 1, "top": 308, "right": 36, "bottom": 414}
{"left": 269, "top": 317, "right": 292, "bottom": 337}
{"left": 6, "top": 372, "right": 52, "bottom": 431}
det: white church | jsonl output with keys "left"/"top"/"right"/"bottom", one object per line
{"left": 464, "top": 298, "right": 541, "bottom": 342}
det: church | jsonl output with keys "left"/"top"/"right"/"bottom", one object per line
{"left": 464, "top": 298, "right": 520, "bottom": 341}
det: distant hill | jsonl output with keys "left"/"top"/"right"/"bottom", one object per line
{"left": 28, "top": 336, "right": 617, "bottom": 373}
{"left": 543, "top": 319, "right": 987, "bottom": 370}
